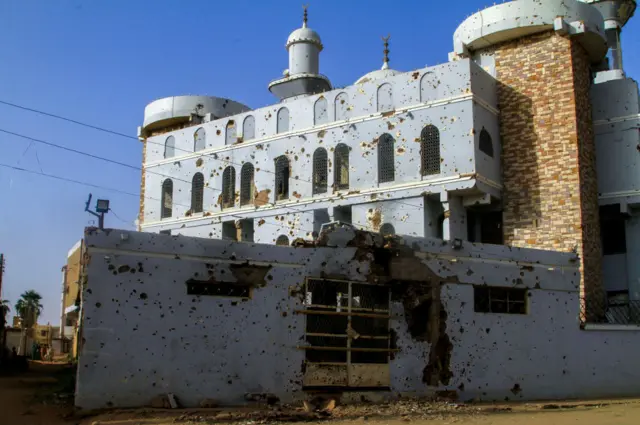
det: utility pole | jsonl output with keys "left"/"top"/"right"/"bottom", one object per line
{"left": 84, "top": 194, "right": 110, "bottom": 229}
{"left": 0, "top": 253, "right": 4, "bottom": 299}
{"left": 0, "top": 253, "right": 5, "bottom": 362}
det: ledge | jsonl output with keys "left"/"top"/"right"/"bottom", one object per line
{"left": 452, "top": 0, "right": 607, "bottom": 63}
{"left": 583, "top": 323, "right": 640, "bottom": 331}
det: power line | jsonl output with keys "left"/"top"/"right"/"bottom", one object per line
{"left": 0, "top": 128, "right": 140, "bottom": 171}
{"left": 0, "top": 98, "right": 314, "bottom": 184}
{"left": 0, "top": 100, "right": 415, "bottom": 231}
{"left": 0, "top": 99, "right": 138, "bottom": 140}
{"left": 0, "top": 162, "right": 141, "bottom": 198}
{"left": 0, "top": 127, "right": 319, "bottom": 219}
{"left": 0, "top": 162, "right": 317, "bottom": 233}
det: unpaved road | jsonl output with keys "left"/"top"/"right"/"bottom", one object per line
{"left": 2, "top": 361, "right": 640, "bottom": 425}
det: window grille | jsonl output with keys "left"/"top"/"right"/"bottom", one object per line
{"left": 276, "top": 235, "right": 289, "bottom": 246}
{"left": 313, "top": 148, "right": 328, "bottom": 195}
{"left": 474, "top": 286, "right": 527, "bottom": 314}
{"left": 421, "top": 125, "right": 441, "bottom": 176}
{"left": 334, "top": 144, "right": 350, "bottom": 190}
{"left": 191, "top": 173, "right": 204, "bottom": 213}
{"left": 161, "top": 179, "right": 173, "bottom": 218}
{"left": 240, "top": 163, "right": 255, "bottom": 206}
{"left": 378, "top": 134, "right": 395, "bottom": 183}
{"left": 222, "top": 166, "right": 236, "bottom": 209}
{"left": 379, "top": 223, "right": 395, "bottom": 237}
{"left": 275, "top": 156, "right": 290, "bottom": 201}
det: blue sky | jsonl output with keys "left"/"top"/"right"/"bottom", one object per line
{"left": 0, "top": 0, "right": 638, "bottom": 325}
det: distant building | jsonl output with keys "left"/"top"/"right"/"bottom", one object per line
{"left": 60, "top": 239, "right": 84, "bottom": 355}
{"left": 136, "top": 1, "right": 639, "bottom": 318}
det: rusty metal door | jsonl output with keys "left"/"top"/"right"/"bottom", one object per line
{"left": 299, "top": 278, "right": 392, "bottom": 388}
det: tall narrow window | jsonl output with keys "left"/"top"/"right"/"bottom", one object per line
{"left": 222, "top": 166, "right": 236, "bottom": 209}
{"left": 479, "top": 128, "right": 494, "bottom": 157}
{"left": 225, "top": 120, "right": 237, "bottom": 145}
{"left": 275, "top": 156, "right": 290, "bottom": 201}
{"left": 421, "top": 125, "right": 441, "bottom": 176}
{"left": 335, "top": 92, "right": 351, "bottom": 121}
{"left": 377, "top": 83, "right": 393, "bottom": 112}
{"left": 194, "top": 128, "right": 206, "bottom": 152}
{"left": 314, "top": 97, "right": 328, "bottom": 125}
{"left": 313, "top": 148, "right": 328, "bottom": 195}
{"left": 191, "top": 173, "right": 204, "bottom": 213}
{"left": 276, "top": 235, "right": 290, "bottom": 246}
{"left": 242, "top": 115, "right": 255, "bottom": 141}
{"left": 378, "top": 134, "right": 395, "bottom": 183}
{"left": 277, "top": 107, "right": 289, "bottom": 133}
{"left": 161, "top": 179, "right": 173, "bottom": 219}
{"left": 164, "top": 136, "right": 175, "bottom": 159}
{"left": 240, "top": 163, "right": 255, "bottom": 206}
{"left": 334, "top": 143, "right": 350, "bottom": 190}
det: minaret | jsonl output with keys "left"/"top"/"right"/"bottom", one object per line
{"left": 582, "top": 0, "right": 636, "bottom": 74}
{"left": 268, "top": 6, "right": 332, "bottom": 100}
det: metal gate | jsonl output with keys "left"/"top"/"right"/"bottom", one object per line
{"left": 298, "top": 278, "right": 392, "bottom": 388}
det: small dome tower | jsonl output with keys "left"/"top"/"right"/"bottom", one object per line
{"left": 268, "top": 6, "right": 332, "bottom": 100}
{"left": 580, "top": 0, "right": 636, "bottom": 72}
{"left": 355, "top": 35, "right": 401, "bottom": 84}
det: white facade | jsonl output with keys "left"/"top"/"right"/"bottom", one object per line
{"left": 140, "top": 59, "right": 501, "bottom": 245}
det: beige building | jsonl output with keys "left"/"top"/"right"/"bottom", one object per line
{"left": 60, "top": 239, "right": 84, "bottom": 355}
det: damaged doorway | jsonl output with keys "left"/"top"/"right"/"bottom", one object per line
{"left": 300, "top": 278, "right": 392, "bottom": 388}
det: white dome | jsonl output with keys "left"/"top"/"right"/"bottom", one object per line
{"left": 286, "top": 27, "right": 323, "bottom": 50}
{"left": 355, "top": 66, "right": 400, "bottom": 84}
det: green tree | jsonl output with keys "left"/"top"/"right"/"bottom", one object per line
{"left": 15, "top": 290, "right": 43, "bottom": 326}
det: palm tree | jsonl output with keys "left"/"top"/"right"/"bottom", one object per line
{"left": 1, "top": 299, "right": 10, "bottom": 327}
{"left": 15, "top": 290, "right": 43, "bottom": 327}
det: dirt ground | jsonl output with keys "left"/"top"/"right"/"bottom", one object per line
{"left": 2, "top": 361, "right": 640, "bottom": 425}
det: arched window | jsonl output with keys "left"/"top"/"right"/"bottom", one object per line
{"left": 191, "top": 173, "right": 204, "bottom": 213}
{"left": 194, "top": 128, "right": 206, "bottom": 152}
{"left": 380, "top": 223, "right": 396, "bottom": 237}
{"left": 314, "top": 97, "right": 328, "bottom": 125}
{"left": 377, "top": 83, "right": 393, "bottom": 112}
{"left": 334, "top": 143, "right": 350, "bottom": 190}
{"left": 334, "top": 92, "right": 351, "bottom": 121}
{"left": 378, "top": 134, "right": 395, "bottom": 183}
{"left": 240, "top": 163, "right": 255, "bottom": 206}
{"left": 276, "top": 235, "right": 290, "bottom": 246}
{"left": 312, "top": 148, "right": 328, "bottom": 195}
{"left": 277, "top": 107, "right": 289, "bottom": 133}
{"left": 275, "top": 156, "right": 290, "bottom": 201}
{"left": 161, "top": 179, "right": 173, "bottom": 219}
{"left": 479, "top": 128, "right": 494, "bottom": 157}
{"left": 222, "top": 166, "right": 236, "bottom": 209}
{"left": 164, "top": 136, "right": 175, "bottom": 159}
{"left": 242, "top": 115, "right": 255, "bottom": 141}
{"left": 421, "top": 125, "right": 441, "bottom": 176}
{"left": 225, "top": 120, "right": 237, "bottom": 145}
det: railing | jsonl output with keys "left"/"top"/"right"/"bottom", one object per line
{"left": 581, "top": 295, "right": 640, "bottom": 326}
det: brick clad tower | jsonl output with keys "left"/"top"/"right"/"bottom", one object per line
{"left": 451, "top": 0, "right": 610, "bottom": 317}
{"left": 494, "top": 32, "right": 603, "bottom": 317}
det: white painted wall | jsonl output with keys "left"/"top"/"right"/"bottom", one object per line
{"left": 76, "top": 228, "right": 640, "bottom": 409}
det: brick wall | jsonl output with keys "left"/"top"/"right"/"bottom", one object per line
{"left": 492, "top": 31, "right": 602, "bottom": 310}
{"left": 139, "top": 140, "right": 147, "bottom": 230}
